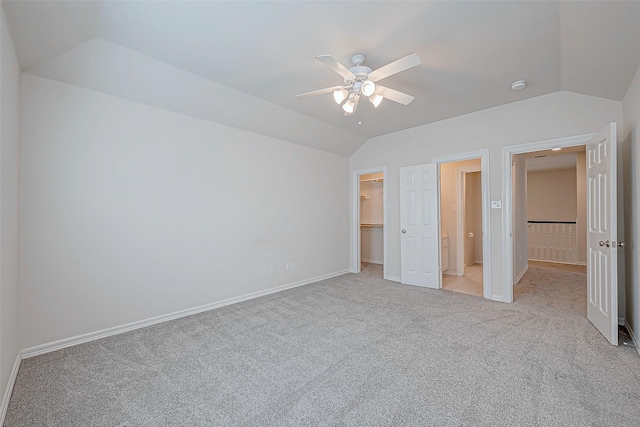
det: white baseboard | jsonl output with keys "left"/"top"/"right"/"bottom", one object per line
{"left": 624, "top": 320, "right": 640, "bottom": 356}
{"left": 361, "top": 258, "right": 383, "bottom": 265}
{"left": 386, "top": 275, "right": 401, "bottom": 282}
{"left": 443, "top": 271, "right": 457, "bottom": 276}
{"left": 22, "top": 270, "right": 349, "bottom": 359}
{"left": 0, "top": 351, "right": 22, "bottom": 426}
{"left": 491, "top": 295, "right": 505, "bottom": 302}
{"left": 514, "top": 265, "right": 529, "bottom": 285}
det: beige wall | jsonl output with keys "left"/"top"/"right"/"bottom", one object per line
{"left": 464, "top": 172, "right": 482, "bottom": 266}
{"left": 576, "top": 152, "right": 587, "bottom": 264}
{"left": 360, "top": 178, "right": 384, "bottom": 264}
{"left": 527, "top": 167, "right": 577, "bottom": 222}
{"left": 359, "top": 179, "right": 383, "bottom": 225}
{"left": 439, "top": 159, "right": 481, "bottom": 274}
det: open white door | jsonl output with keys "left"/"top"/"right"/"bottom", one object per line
{"left": 400, "top": 164, "right": 439, "bottom": 288}
{"left": 586, "top": 123, "right": 618, "bottom": 345}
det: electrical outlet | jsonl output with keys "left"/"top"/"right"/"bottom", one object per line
{"left": 290, "top": 262, "right": 295, "bottom": 270}
{"left": 269, "top": 266, "right": 275, "bottom": 274}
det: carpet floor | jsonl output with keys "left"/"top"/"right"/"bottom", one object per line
{"left": 5, "top": 263, "right": 639, "bottom": 426}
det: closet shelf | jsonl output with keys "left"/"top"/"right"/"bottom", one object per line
{"left": 361, "top": 223, "right": 383, "bottom": 228}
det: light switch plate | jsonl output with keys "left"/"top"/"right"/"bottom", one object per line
{"left": 491, "top": 200, "right": 502, "bottom": 209}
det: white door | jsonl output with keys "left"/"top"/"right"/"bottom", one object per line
{"left": 400, "top": 164, "right": 439, "bottom": 288}
{"left": 586, "top": 123, "right": 618, "bottom": 345}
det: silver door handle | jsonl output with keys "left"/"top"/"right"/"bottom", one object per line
{"left": 599, "top": 240, "right": 610, "bottom": 247}
{"left": 401, "top": 229, "right": 406, "bottom": 234}
{"left": 618, "top": 241, "right": 625, "bottom": 247}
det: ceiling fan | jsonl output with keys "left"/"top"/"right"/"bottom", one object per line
{"left": 296, "top": 53, "right": 421, "bottom": 115}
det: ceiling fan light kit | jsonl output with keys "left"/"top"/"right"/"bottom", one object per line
{"left": 297, "top": 52, "right": 422, "bottom": 116}
{"left": 333, "top": 89, "right": 349, "bottom": 104}
{"left": 361, "top": 80, "right": 376, "bottom": 97}
{"left": 369, "top": 93, "right": 383, "bottom": 108}
{"left": 343, "top": 97, "right": 356, "bottom": 113}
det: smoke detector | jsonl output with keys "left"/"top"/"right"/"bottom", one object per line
{"left": 511, "top": 80, "right": 527, "bottom": 91}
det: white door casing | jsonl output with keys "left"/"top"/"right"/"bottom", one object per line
{"left": 400, "top": 164, "right": 439, "bottom": 288}
{"left": 586, "top": 123, "right": 618, "bottom": 346}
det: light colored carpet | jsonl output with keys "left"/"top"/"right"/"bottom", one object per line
{"left": 5, "top": 264, "right": 639, "bottom": 426}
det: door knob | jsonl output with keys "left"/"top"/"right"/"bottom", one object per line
{"left": 401, "top": 229, "right": 406, "bottom": 234}
{"left": 599, "top": 240, "right": 610, "bottom": 247}
{"left": 618, "top": 241, "right": 625, "bottom": 247}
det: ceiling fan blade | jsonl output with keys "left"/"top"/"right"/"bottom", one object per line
{"left": 296, "top": 86, "right": 345, "bottom": 99}
{"left": 368, "top": 53, "right": 421, "bottom": 82}
{"left": 316, "top": 55, "right": 356, "bottom": 80}
{"left": 377, "top": 86, "right": 415, "bottom": 105}
{"left": 344, "top": 94, "right": 360, "bottom": 116}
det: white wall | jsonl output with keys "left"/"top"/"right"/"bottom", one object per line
{"left": 527, "top": 167, "right": 577, "bottom": 221}
{"left": 350, "top": 91, "right": 622, "bottom": 300}
{"left": 19, "top": 74, "right": 350, "bottom": 349}
{"left": 622, "top": 64, "right": 640, "bottom": 342}
{"left": 0, "top": 8, "right": 21, "bottom": 419}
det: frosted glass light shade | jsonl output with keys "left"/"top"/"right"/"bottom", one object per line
{"left": 361, "top": 80, "right": 376, "bottom": 97}
{"left": 333, "top": 89, "right": 349, "bottom": 104}
{"left": 342, "top": 98, "right": 355, "bottom": 113}
{"left": 369, "top": 93, "right": 383, "bottom": 108}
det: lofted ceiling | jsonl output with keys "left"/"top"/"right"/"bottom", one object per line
{"left": 3, "top": 1, "right": 640, "bottom": 156}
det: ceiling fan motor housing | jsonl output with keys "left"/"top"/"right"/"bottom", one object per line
{"left": 349, "top": 65, "right": 372, "bottom": 81}
{"left": 347, "top": 54, "right": 371, "bottom": 84}
{"left": 351, "top": 54, "right": 366, "bottom": 65}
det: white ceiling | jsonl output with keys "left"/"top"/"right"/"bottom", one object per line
{"left": 525, "top": 145, "right": 585, "bottom": 171}
{"left": 526, "top": 152, "right": 577, "bottom": 172}
{"left": 3, "top": 1, "right": 640, "bottom": 155}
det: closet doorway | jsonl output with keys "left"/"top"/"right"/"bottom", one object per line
{"left": 351, "top": 167, "right": 387, "bottom": 279}
{"left": 360, "top": 173, "right": 384, "bottom": 277}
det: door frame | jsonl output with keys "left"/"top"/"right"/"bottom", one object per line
{"left": 351, "top": 166, "right": 388, "bottom": 278}
{"left": 433, "top": 149, "right": 492, "bottom": 299}
{"left": 502, "top": 133, "right": 595, "bottom": 303}
{"left": 456, "top": 165, "right": 482, "bottom": 276}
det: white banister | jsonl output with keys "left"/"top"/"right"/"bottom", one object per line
{"left": 527, "top": 221, "right": 578, "bottom": 264}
